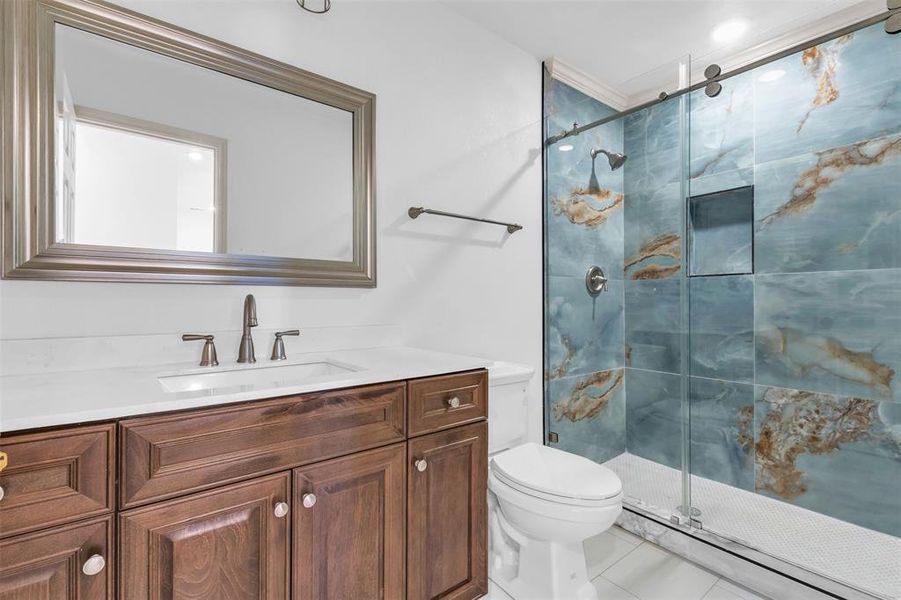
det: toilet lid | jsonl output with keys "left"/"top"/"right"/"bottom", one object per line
{"left": 491, "top": 443, "right": 622, "bottom": 502}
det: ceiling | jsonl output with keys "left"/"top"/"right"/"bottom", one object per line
{"left": 443, "top": 0, "right": 884, "bottom": 104}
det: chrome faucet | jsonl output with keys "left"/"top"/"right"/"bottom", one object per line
{"left": 237, "top": 294, "right": 258, "bottom": 363}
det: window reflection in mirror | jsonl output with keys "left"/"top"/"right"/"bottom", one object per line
{"left": 52, "top": 22, "right": 354, "bottom": 261}
{"left": 55, "top": 107, "right": 223, "bottom": 252}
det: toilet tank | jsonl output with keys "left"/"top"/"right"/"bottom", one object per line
{"left": 486, "top": 361, "right": 535, "bottom": 454}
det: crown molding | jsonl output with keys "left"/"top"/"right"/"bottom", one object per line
{"left": 546, "top": 57, "right": 628, "bottom": 111}
{"left": 546, "top": 1, "right": 886, "bottom": 111}
{"left": 706, "top": 0, "right": 886, "bottom": 77}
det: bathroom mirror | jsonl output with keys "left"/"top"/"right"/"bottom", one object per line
{"left": 2, "top": 0, "right": 375, "bottom": 286}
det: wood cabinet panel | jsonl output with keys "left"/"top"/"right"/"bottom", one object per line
{"left": 119, "top": 472, "right": 290, "bottom": 600}
{"left": 293, "top": 443, "right": 405, "bottom": 600}
{"left": 407, "top": 370, "right": 487, "bottom": 437}
{"left": 0, "top": 516, "right": 113, "bottom": 599}
{"left": 0, "top": 424, "right": 114, "bottom": 539}
{"left": 119, "top": 382, "right": 405, "bottom": 508}
{"left": 407, "top": 422, "right": 487, "bottom": 600}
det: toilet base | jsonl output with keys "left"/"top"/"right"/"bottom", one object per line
{"left": 489, "top": 495, "right": 600, "bottom": 600}
{"left": 491, "top": 540, "right": 598, "bottom": 600}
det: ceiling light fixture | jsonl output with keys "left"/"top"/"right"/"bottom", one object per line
{"left": 711, "top": 19, "right": 749, "bottom": 44}
{"left": 187, "top": 150, "right": 204, "bottom": 161}
{"left": 296, "top": 0, "right": 331, "bottom": 14}
{"left": 758, "top": 69, "right": 786, "bottom": 82}
{"left": 558, "top": 144, "right": 574, "bottom": 152}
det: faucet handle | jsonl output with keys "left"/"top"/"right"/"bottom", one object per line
{"left": 182, "top": 334, "right": 219, "bottom": 367}
{"left": 271, "top": 330, "right": 300, "bottom": 361}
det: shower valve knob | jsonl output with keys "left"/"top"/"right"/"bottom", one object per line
{"left": 585, "top": 266, "right": 608, "bottom": 295}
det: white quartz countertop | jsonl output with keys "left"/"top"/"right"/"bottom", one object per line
{"left": 0, "top": 346, "right": 497, "bottom": 432}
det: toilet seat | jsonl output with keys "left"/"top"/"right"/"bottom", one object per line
{"left": 490, "top": 443, "right": 622, "bottom": 507}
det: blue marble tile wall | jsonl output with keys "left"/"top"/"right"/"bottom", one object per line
{"left": 620, "top": 23, "right": 901, "bottom": 537}
{"left": 544, "top": 75, "right": 627, "bottom": 463}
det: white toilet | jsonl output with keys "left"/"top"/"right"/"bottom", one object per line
{"left": 488, "top": 363, "right": 623, "bottom": 600}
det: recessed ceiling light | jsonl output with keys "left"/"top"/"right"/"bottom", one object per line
{"left": 187, "top": 149, "right": 204, "bottom": 161}
{"left": 758, "top": 69, "right": 786, "bottom": 83}
{"left": 558, "top": 144, "right": 574, "bottom": 152}
{"left": 711, "top": 19, "right": 749, "bottom": 44}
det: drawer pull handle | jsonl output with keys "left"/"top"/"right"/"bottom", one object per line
{"left": 273, "top": 502, "right": 289, "bottom": 518}
{"left": 447, "top": 396, "right": 461, "bottom": 409}
{"left": 82, "top": 554, "right": 106, "bottom": 576}
{"left": 302, "top": 493, "right": 317, "bottom": 508}
{"left": 0, "top": 450, "right": 7, "bottom": 472}
{"left": 415, "top": 459, "right": 428, "bottom": 472}
{"left": 0, "top": 485, "right": 4, "bottom": 502}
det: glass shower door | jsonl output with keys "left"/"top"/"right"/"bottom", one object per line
{"left": 684, "top": 21, "right": 901, "bottom": 599}
{"left": 606, "top": 54, "right": 696, "bottom": 526}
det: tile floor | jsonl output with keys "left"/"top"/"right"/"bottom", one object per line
{"left": 487, "top": 526, "right": 767, "bottom": 600}
{"left": 605, "top": 453, "right": 901, "bottom": 598}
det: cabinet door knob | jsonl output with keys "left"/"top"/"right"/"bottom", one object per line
{"left": 415, "top": 459, "right": 428, "bottom": 472}
{"left": 82, "top": 554, "right": 106, "bottom": 576}
{"left": 0, "top": 485, "right": 4, "bottom": 502}
{"left": 447, "top": 396, "right": 461, "bottom": 409}
{"left": 273, "top": 501, "right": 289, "bottom": 518}
{"left": 302, "top": 493, "right": 317, "bottom": 508}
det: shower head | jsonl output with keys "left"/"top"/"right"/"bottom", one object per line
{"left": 591, "top": 148, "right": 627, "bottom": 171}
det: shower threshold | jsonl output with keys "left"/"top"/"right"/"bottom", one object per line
{"left": 605, "top": 453, "right": 900, "bottom": 600}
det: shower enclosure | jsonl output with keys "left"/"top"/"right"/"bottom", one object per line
{"left": 543, "top": 14, "right": 900, "bottom": 600}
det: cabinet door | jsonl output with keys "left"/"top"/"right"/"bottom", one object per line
{"left": 119, "top": 473, "right": 290, "bottom": 600}
{"left": 0, "top": 516, "right": 113, "bottom": 600}
{"left": 293, "top": 443, "right": 405, "bottom": 600}
{"left": 407, "top": 422, "right": 487, "bottom": 600}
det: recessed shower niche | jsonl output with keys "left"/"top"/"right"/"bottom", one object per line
{"left": 688, "top": 185, "right": 754, "bottom": 276}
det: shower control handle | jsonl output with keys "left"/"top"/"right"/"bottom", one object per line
{"left": 585, "top": 266, "right": 608, "bottom": 295}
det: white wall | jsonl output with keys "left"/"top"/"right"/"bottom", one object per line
{"left": 0, "top": 0, "right": 544, "bottom": 440}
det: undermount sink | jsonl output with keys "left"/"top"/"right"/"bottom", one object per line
{"left": 158, "top": 360, "right": 358, "bottom": 394}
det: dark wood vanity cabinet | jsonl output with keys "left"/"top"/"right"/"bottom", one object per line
{"left": 407, "top": 422, "right": 488, "bottom": 600}
{"left": 0, "top": 516, "right": 113, "bottom": 600}
{"left": 119, "top": 473, "right": 291, "bottom": 599}
{"left": 0, "top": 369, "right": 489, "bottom": 600}
{"left": 292, "top": 443, "right": 407, "bottom": 600}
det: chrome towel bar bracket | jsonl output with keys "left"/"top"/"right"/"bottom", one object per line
{"left": 408, "top": 206, "right": 523, "bottom": 234}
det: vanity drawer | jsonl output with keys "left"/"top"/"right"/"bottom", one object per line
{"left": 119, "top": 381, "right": 406, "bottom": 508}
{"left": 0, "top": 424, "right": 115, "bottom": 539}
{"left": 407, "top": 370, "right": 488, "bottom": 437}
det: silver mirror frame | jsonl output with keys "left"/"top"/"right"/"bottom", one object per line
{"left": 1, "top": 0, "right": 376, "bottom": 286}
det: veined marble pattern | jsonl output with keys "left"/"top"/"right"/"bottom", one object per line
{"left": 547, "top": 276, "right": 624, "bottom": 380}
{"left": 754, "top": 385, "right": 901, "bottom": 536}
{"left": 625, "top": 368, "right": 682, "bottom": 470}
{"left": 623, "top": 98, "right": 684, "bottom": 281}
{"left": 689, "top": 167, "right": 753, "bottom": 198}
{"left": 544, "top": 78, "right": 627, "bottom": 466}
{"left": 754, "top": 23, "right": 901, "bottom": 165}
{"left": 689, "top": 186, "right": 754, "bottom": 276}
{"left": 689, "top": 377, "right": 755, "bottom": 491}
{"left": 545, "top": 77, "right": 617, "bottom": 133}
{"left": 623, "top": 182, "right": 683, "bottom": 280}
{"left": 755, "top": 133, "right": 901, "bottom": 273}
{"left": 625, "top": 279, "right": 683, "bottom": 374}
{"left": 546, "top": 84, "right": 624, "bottom": 279}
{"left": 624, "top": 97, "right": 681, "bottom": 172}
{"left": 689, "top": 72, "right": 754, "bottom": 181}
{"left": 755, "top": 270, "right": 901, "bottom": 403}
{"left": 549, "top": 368, "right": 626, "bottom": 464}
{"left": 689, "top": 276, "right": 754, "bottom": 383}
